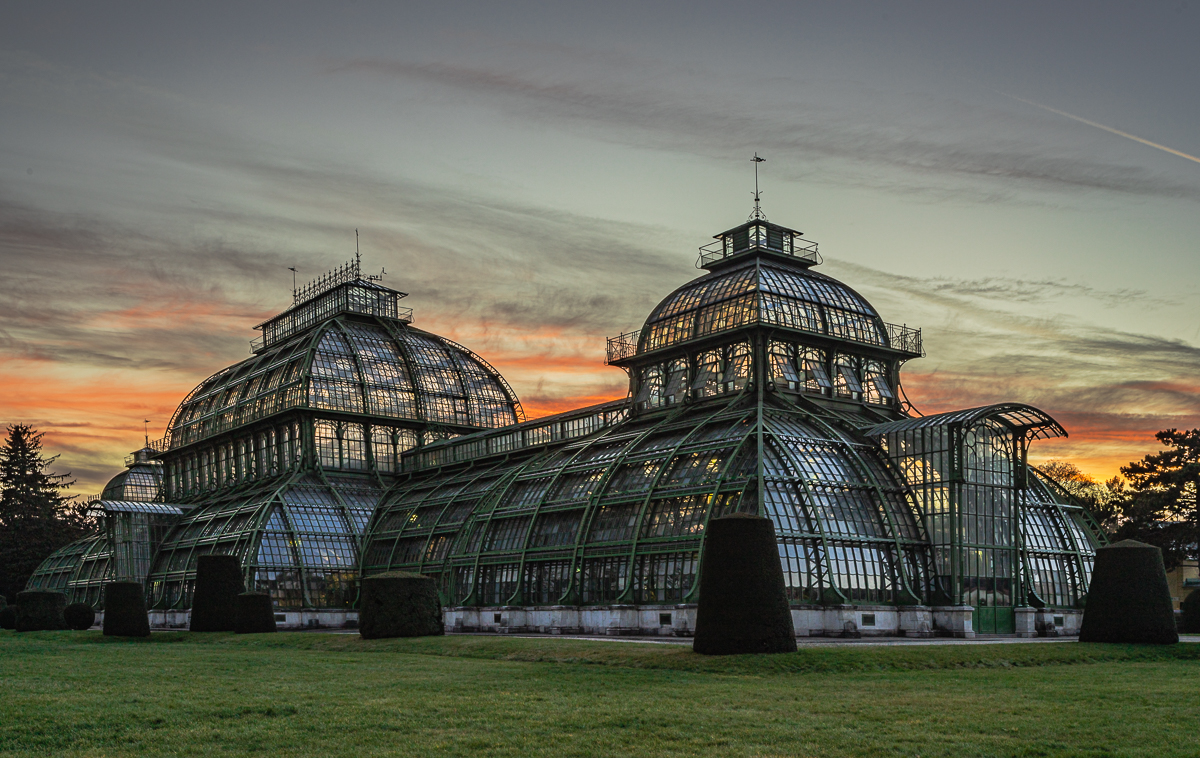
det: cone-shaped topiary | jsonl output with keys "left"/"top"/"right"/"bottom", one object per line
{"left": 103, "top": 582, "right": 151, "bottom": 637}
{"left": 235, "top": 592, "right": 277, "bottom": 634}
{"left": 15, "top": 590, "right": 67, "bottom": 631}
{"left": 64, "top": 602, "right": 96, "bottom": 630}
{"left": 189, "top": 554, "right": 244, "bottom": 632}
{"left": 693, "top": 513, "right": 797, "bottom": 655}
{"left": 1079, "top": 539, "right": 1178, "bottom": 644}
{"left": 1181, "top": 589, "right": 1200, "bottom": 634}
{"left": 0, "top": 605, "right": 16, "bottom": 630}
{"left": 359, "top": 571, "right": 443, "bottom": 639}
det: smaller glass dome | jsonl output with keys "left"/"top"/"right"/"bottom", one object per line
{"left": 167, "top": 320, "right": 524, "bottom": 450}
{"left": 639, "top": 258, "right": 889, "bottom": 355}
{"left": 101, "top": 448, "right": 162, "bottom": 501}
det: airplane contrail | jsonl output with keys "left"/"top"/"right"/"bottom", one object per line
{"left": 1005, "top": 93, "right": 1200, "bottom": 166}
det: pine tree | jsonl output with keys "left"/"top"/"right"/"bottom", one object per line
{"left": 0, "top": 425, "right": 87, "bottom": 602}
{"left": 1110, "top": 429, "right": 1200, "bottom": 569}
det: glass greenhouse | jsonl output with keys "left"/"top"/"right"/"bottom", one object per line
{"left": 361, "top": 214, "right": 1105, "bottom": 637}
{"left": 29, "top": 209, "right": 1105, "bottom": 637}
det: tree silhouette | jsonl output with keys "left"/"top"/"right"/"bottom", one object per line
{"left": 0, "top": 425, "right": 88, "bottom": 602}
{"left": 1110, "top": 429, "right": 1200, "bottom": 569}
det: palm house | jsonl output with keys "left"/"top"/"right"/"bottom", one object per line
{"left": 359, "top": 211, "right": 1105, "bottom": 638}
{"left": 29, "top": 202, "right": 1105, "bottom": 637}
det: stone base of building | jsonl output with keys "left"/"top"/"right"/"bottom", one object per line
{"left": 145, "top": 609, "right": 359, "bottom": 630}
{"left": 444, "top": 604, "right": 1082, "bottom": 638}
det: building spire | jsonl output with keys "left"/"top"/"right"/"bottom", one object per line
{"left": 750, "top": 153, "right": 767, "bottom": 220}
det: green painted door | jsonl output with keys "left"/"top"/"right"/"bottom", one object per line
{"left": 974, "top": 606, "right": 1015, "bottom": 634}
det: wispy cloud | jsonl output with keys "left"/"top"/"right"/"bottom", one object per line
{"left": 331, "top": 57, "right": 1200, "bottom": 202}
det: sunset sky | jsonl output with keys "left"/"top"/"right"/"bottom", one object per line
{"left": 2, "top": 2, "right": 1198, "bottom": 495}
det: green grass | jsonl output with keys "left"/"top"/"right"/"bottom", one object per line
{"left": 2, "top": 631, "right": 1199, "bottom": 757}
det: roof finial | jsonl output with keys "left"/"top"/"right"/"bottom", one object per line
{"left": 750, "top": 153, "right": 766, "bottom": 220}
{"left": 143, "top": 419, "right": 150, "bottom": 448}
{"left": 355, "top": 229, "right": 361, "bottom": 278}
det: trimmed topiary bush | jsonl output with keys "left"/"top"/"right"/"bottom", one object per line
{"left": 1181, "top": 589, "right": 1200, "bottom": 634}
{"left": 235, "top": 592, "right": 277, "bottom": 634}
{"left": 15, "top": 590, "right": 67, "bottom": 632}
{"left": 693, "top": 513, "right": 797, "bottom": 655}
{"left": 359, "top": 571, "right": 443, "bottom": 639}
{"left": 1080, "top": 539, "right": 1177, "bottom": 644}
{"left": 64, "top": 602, "right": 96, "bottom": 630}
{"left": 190, "top": 554, "right": 244, "bottom": 632}
{"left": 103, "top": 582, "right": 150, "bottom": 637}
{"left": 0, "top": 605, "right": 16, "bottom": 630}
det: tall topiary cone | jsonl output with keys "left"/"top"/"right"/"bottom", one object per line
{"left": 1180, "top": 589, "right": 1200, "bottom": 634}
{"left": 190, "top": 555, "right": 244, "bottom": 632}
{"left": 359, "top": 571, "right": 443, "bottom": 639}
{"left": 693, "top": 513, "right": 797, "bottom": 655}
{"left": 103, "top": 582, "right": 151, "bottom": 637}
{"left": 235, "top": 592, "right": 277, "bottom": 634}
{"left": 15, "top": 590, "right": 67, "bottom": 631}
{"left": 1079, "top": 539, "right": 1177, "bottom": 644}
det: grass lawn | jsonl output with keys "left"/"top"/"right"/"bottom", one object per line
{"left": 2, "top": 631, "right": 1199, "bottom": 757}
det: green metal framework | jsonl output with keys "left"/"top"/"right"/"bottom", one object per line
{"left": 143, "top": 263, "right": 525, "bottom": 611}
{"left": 362, "top": 392, "right": 931, "bottom": 608}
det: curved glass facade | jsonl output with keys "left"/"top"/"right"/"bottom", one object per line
{"left": 168, "top": 319, "right": 523, "bottom": 451}
{"left": 363, "top": 397, "right": 931, "bottom": 607}
{"left": 640, "top": 258, "right": 889, "bottom": 354}
{"left": 148, "top": 473, "right": 379, "bottom": 611}
{"left": 24, "top": 534, "right": 112, "bottom": 607}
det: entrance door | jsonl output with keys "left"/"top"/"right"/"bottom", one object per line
{"left": 974, "top": 606, "right": 1015, "bottom": 634}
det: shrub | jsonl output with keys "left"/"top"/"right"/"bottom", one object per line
{"left": 64, "top": 602, "right": 96, "bottom": 630}
{"left": 235, "top": 592, "right": 277, "bottom": 634}
{"left": 1079, "top": 539, "right": 1177, "bottom": 644}
{"left": 15, "top": 590, "right": 67, "bottom": 632}
{"left": 359, "top": 571, "right": 443, "bottom": 639}
{"left": 103, "top": 582, "right": 150, "bottom": 637}
{"left": 693, "top": 513, "right": 797, "bottom": 655}
{"left": 1181, "top": 589, "right": 1200, "bottom": 634}
{"left": 0, "top": 605, "right": 16, "bottom": 630}
{"left": 189, "top": 555, "right": 243, "bottom": 632}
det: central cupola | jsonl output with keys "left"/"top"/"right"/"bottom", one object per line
{"left": 607, "top": 207, "right": 923, "bottom": 420}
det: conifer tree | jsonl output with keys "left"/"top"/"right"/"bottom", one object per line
{"left": 0, "top": 425, "right": 87, "bottom": 602}
{"left": 1109, "top": 429, "right": 1200, "bottom": 569}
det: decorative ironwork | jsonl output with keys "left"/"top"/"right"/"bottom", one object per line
{"left": 605, "top": 330, "right": 641, "bottom": 364}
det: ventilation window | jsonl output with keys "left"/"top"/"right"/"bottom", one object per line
{"left": 861, "top": 613, "right": 876, "bottom": 627}
{"left": 659, "top": 612, "right": 672, "bottom": 626}
{"left": 494, "top": 613, "right": 503, "bottom": 624}
{"left": 1053, "top": 615, "right": 1065, "bottom": 627}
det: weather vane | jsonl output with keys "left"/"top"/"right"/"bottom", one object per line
{"left": 751, "top": 153, "right": 766, "bottom": 220}
{"left": 143, "top": 419, "right": 150, "bottom": 447}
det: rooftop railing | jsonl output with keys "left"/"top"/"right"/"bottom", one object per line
{"left": 403, "top": 401, "right": 631, "bottom": 472}
{"left": 252, "top": 282, "right": 413, "bottom": 353}
{"left": 886, "top": 323, "right": 923, "bottom": 357}
{"left": 697, "top": 230, "right": 820, "bottom": 268}
{"left": 605, "top": 329, "right": 641, "bottom": 364}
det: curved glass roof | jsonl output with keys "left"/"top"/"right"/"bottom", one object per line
{"left": 147, "top": 473, "right": 382, "bottom": 611}
{"left": 24, "top": 533, "right": 111, "bottom": 608}
{"left": 167, "top": 319, "right": 524, "bottom": 450}
{"left": 362, "top": 397, "right": 930, "bottom": 607}
{"left": 639, "top": 258, "right": 889, "bottom": 354}
{"left": 101, "top": 460, "right": 162, "bottom": 502}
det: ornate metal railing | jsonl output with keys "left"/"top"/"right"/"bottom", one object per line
{"left": 886, "top": 323, "right": 923, "bottom": 357}
{"left": 697, "top": 235, "right": 820, "bottom": 268}
{"left": 605, "top": 329, "right": 641, "bottom": 364}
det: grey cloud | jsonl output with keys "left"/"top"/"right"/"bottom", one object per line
{"left": 331, "top": 58, "right": 1200, "bottom": 202}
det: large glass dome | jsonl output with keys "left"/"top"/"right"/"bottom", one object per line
{"left": 639, "top": 257, "right": 889, "bottom": 354}
{"left": 167, "top": 320, "right": 523, "bottom": 450}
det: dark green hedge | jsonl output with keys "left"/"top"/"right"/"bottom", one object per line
{"left": 103, "top": 582, "right": 150, "bottom": 637}
{"left": 0, "top": 605, "right": 16, "bottom": 630}
{"left": 1181, "top": 589, "right": 1200, "bottom": 634}
{"left": 190, "top": 555, "right": 243, "bottom": 632}
{"left": 64, "top": 602, "right": 96, "bottom": 630}
{"left": 235, "top": 592, "right": 277, "bottom": 634}
{"left": 693, "top": 513, "right": 797, "bottom": 655}
{"left": 1079, "top": 539, "right": 1177, "bottom": 644}
{"left": 15, "top": 590, "right": 67, "bottom": 632}
{"left": 359, "top": 571, "right": 443, "bottom": 639}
